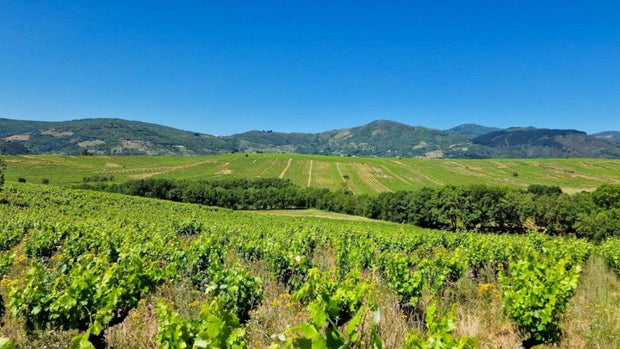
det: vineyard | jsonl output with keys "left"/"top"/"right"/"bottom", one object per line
{"left": 3, "top": 154, "right": 620, "bottom": 194}
{"left": 0, "top": 183, "right": 618, "bottom": 348}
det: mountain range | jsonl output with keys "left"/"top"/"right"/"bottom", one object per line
{"left": 0, "top": 118, "right": 619, "bottom": 158}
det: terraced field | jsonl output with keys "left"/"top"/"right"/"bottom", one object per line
{"left": 3, "top": 153, "right": 619, "bottom": 194}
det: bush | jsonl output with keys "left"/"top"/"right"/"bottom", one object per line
{"left": 527, "top": 184, "right": 562, "bottom": 196}
{"left": 41, "top": 178, "right": 50, "bottom": 185}
{"left": 404, "top": 302, "right": 474, "bottom": 349}
{"left": 156, "top": 298, "right": 247, "bottom": 348}
{"left": 499, "top": 252, "right": 580, "bottom": 346}
{"left": 17, "top": 178, "right": 26, "bottom": 183}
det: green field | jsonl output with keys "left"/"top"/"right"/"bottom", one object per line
{"left": 250, "top": 208, "right": 382, "bottom": 222}
{"left": 0, "top": 183, "right": 617, "bottom": 348}
{"left": 3, "top": 154, "right": 619, "bottom": 194}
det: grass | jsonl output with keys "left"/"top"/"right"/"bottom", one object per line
{"left": 560, "top": 256, "right": 620, "bottom": 348}
{"left": 3, "top": 153, "right": 619, "bottom": 194}
{"left": 250, "top": 208, "right": 383, "bottom": 222}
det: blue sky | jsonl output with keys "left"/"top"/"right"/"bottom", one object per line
{"left": 1, "top": 1, "right": 619, "bottom": 135}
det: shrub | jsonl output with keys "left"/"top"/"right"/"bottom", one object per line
{"left": 499, "top": 252, "right": 580, "bottom": 346}
{"left": 404, "top": 302, "right": 474, "bottom": 349}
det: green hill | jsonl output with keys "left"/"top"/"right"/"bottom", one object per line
{"left": 593, "top": 131, "right": 620, "bottom": 145}
{"left": 1, "top": 117, "right": 618, "bottom": 158}
{"left": 3, "top": 154, "right": 619, "bottom": 195}
{"left": 314, "top": 120, "right": 471, "bottom": 157}
{"left": 473, "top": 128, "right": 620, "bottom": 158}
{"left": 0, "top": 118, "right": 231, "bottom": 155}
{"left": 0, "top": 140, "right": 29, "bottom": 154}
{"left": 446, "top": 123, "right": 501, "bottom": 138}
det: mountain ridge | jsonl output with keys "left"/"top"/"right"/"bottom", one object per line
{"left": 592, "top": 131, "right": 620, "bottom": 145}
{"left": 0, "top": 117, "right": 618, "bottom": 158}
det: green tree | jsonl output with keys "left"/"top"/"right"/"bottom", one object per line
{"left": 592, "top": 184, "right": 620, "bottom": 209}
{"left": 574, "top": 209, "right": 620, "bottom": 242}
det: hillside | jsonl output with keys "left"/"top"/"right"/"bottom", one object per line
{"left": 1, "top": 117, "right": 619, "bottom": 158}
{"left": 0, "top": 140, "right": 29, "bottom": 154}
{"left": 0, "top": 118, "right": 231, "bottom": 155}
{"left": 446, "top": 123, "right": 501, "bottom": 138}
{"left": 315, "top": 120, "right": 471, "bottom": 157}
{"left": 3, "top": 154, "right": 619, "bottom": 195}
{"left": 593, "top": 131, "right": 620, "bottom": 144}
{"left": 473, "top": 128, "right": 620, "bottom": 158}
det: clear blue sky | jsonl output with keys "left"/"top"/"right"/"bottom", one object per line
{"left": 1, "top": 1, "right": 619, "bottom": 135}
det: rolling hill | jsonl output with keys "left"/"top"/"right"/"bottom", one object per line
{"left": 446, "top": 123, "right": 501, "bottom": 138}
{"left": 1, "top": 117, "right": 619, "bottom": 158}
{"left": 593, "top": 131, "right": 620, "bottom": 145}
{"left": 3, "top": 154, "right": 619, "bottom": 195}
{"left": 473, "top": 128, "right": 620, "bottom": 158}
{"left": 0, "top": 118, "right": 231, "bottom": 155}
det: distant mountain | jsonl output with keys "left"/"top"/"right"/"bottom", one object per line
{"left": 473, "top": 128, "right": 620, "bottom": 158}
{"left": 447, "top": 124, "right": 501, "bottom": 138}
{"left": 228, "top": 120, "right": 470, "bottom": 157}
{"left": 0, "top": 118, "right": 231, "bottom": 155}
{"left": 592, "top": 131, "right": 620, "bottom": 144}
{"left": 1, "top": 117, "right": 618, "bottom": 158}
{"left": 229, "top": 130, "right": 317, "bottom": 154}
{"left": 313, "top": 120, "right": 471, "bottom": 157}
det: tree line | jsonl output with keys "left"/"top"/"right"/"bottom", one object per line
{"left": 81, "top": 178, "right": 618, "bottom": 241}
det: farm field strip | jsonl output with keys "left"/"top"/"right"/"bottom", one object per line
{"left": 250, "top": 208, "right": 379, "bottom": 222}
{"left": 97, "top": 160, "right": 215, "bottom": 174}
{"left": 336, "top": 162, "right": 369, "bottom": 194}
{"left": 2, "top": 154, "right": 619, "bottom": 194}
{"left": 335, "top": 162, "right": 354, "bottom": 194}
{"left": 351, "top": 162, "right": 393, "bottom": 193}
{"left": 278, "top": 158, "right": 292, "bottom": 178}
{"left": 307, "top": 160, "right": 313, "bottom": 186}
{"left": 279, "top": 159, "right": 310, "bottom": 187}
{"left": 380, "top": 164, "right": 413, "bottom": 186}
{"left": 259, "top": 159, "right": 279, "bottom": 177}
{"left": 392, "top": 160, "right": 445, "bottom": 185}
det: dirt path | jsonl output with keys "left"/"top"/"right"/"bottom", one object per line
{"left": 123, "top": 160, "right": 226, "bottom": 179}
{"left": 336, "top": 163, "right": 354, "bottom": 194}
{"left": 571, "top": 174, "right": 619, "bottom": 184}
{"left": 279, "top": 158, "right": 292, "bottom": 179}
{"left": 352, "top": 163, "right": 393, "bottom": 193}
{"left": 560, "top": 256, "right": 620, "bottom": 348}
{"left": 390, "top": 160, "right": 444, "bottom": 185}
{"left": 307, "top": 160, "right": 313, "bottom": 186}
{"left": 380, "top": 165, "right": 413, "bottom": 185}
{"left": 215, "top": 162, "right": 233, "bottom": 175}
{"left": 128, "top": 172, "right": 163, "bottom": 179}
{"left": 409, "top": 168, "right": 444, "bottom": 185}
{"left": 100, "top": 160, "right": 214, "bottom": 174}
{"left": 259, "top": 159, "right": 278, "bottom": 177}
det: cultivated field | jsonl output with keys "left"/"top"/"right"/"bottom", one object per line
{"left": 3, "top": 154, "right": 619, "bottom": 194}
{"left": 0, "top": 183, "right": 617, "bottom": 348}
